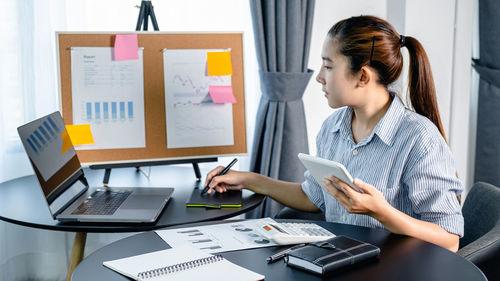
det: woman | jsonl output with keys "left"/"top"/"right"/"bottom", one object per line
{"left": 204, "top": 16, "right": 463, "bottom": 252}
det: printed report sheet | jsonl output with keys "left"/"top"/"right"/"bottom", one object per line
{"left": 70, "top": 47, "right": 146, "bottom": 150}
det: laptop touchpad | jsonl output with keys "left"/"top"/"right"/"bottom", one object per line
{"left": 120, "top": 194, "right": 165, "bottom": 209}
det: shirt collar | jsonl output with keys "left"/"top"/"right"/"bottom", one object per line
{"left": 372, "top": 94, "right": 406, "bottom": 146}
{"left": 330, "top": 107, "right": 347, "bottom": 134}
{"left": 330, "top": 107, "right": 354, "bottom": 143}
{"left": 330, "top": 93, "right": 406, "bottom": 146}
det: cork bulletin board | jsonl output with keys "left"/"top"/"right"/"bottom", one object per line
{"left": 57, "top": 32, "right": 246, "bottom": 165}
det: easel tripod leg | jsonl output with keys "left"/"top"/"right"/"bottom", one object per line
{"left": 149, "top": 2, "right": 159, "bottom": 30}
{"left": 66, "top": 232, "right": 87, "bottom": 281}
{"left": 193, "top": 163, "right": 202, "bottom": 181}
{"left": 135, "top": 1, "right": 146, "bottom": 31}
{"left": 143, "top": 2, "right": 150, "bottom": 30}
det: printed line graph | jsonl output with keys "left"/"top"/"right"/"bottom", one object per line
{"left": 172, "top": 92, "right": 213, "bottom": 108}
{"left": 169, "top": 63, "right": 231, "bottom": 106}
{"left": 163, "top": 49, "right": 234, "bottom": 148}
{"left": 172, "top": 74, "right": 227, "bottom": 92}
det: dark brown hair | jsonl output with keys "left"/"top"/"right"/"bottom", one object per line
{"left": 328, "top": 15, "right": 446, "bottom": 141}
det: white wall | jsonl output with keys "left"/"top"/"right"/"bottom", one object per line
{"left": 403, "top": 0, "right": 456, "bottom": 137}
{"left": 468, "top": 0, "right": 480, "bottom": 196}
{"left": 449, "top": 0, "right": 475, "bottom": 195}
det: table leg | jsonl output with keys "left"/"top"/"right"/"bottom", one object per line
{"left": 66, "top": 232, "right": 87, "bottom": 281}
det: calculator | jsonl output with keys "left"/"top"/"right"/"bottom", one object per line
{"left": 255, "top": 218, "right": 335, "bottom": 245}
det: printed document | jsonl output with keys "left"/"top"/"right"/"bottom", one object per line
{"left": 155, "top": 219, "right": 278, "bottom": 254}
{"left": 70, "top": 47, "right": 146, "bottom": 150}
{"left": 163, "top": 49, "right": 234, "bottom": 148}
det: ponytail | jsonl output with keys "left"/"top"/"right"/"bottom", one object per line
{"left": 404, "top": 37, "right": 447, "bottom": 142}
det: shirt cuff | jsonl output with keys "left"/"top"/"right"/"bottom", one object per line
{"left": 421, "top": 213, "right": 464, "bottom": 237}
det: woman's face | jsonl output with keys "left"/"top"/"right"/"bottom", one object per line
{"left": 316, "top": 38, "right": 359, "bottom": 108}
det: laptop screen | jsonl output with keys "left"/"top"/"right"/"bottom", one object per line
{"left": 17, "top": 112, "right": 83, "bottom": 205}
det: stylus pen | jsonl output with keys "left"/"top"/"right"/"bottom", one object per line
{"left": 200, "top": 158, "right": 238, "bottom": 195}
{"left": 266, "top": 243, "right": 306, "bottom": 263}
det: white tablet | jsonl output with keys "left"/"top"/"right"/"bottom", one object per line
{"left": 298, "top": 153, "right": 362, "bottom": 193}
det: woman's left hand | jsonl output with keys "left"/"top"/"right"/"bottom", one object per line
{"left": 322, "top": 176, "right": 390, "bottom": 219}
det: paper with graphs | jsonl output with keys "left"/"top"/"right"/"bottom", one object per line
{"left": 70, "top": 47, "right": 146, "bottom": 150}
{"left": 162, "top": 49, "right": 234, "bottom": 148}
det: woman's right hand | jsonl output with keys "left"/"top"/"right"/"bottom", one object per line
{"left": 204, "top": 166, "right": 247, "bottom": 194}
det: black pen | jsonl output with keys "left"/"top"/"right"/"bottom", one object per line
{"left": 201, "top": 158, "right": 238, "bottom": 195}
{"left": 266, "top": 243, "right": 306, "bottom": 263}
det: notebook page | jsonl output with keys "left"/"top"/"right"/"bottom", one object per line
{"left": 103, "top": 247, "right": 213, "bottom": 280}
{"left": 103, "top": 246, "right": 264, "bottom": 281}
{"left": 141, "top": 258, "right": 264, "bottom": 281}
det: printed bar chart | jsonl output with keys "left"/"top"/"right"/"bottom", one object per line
{"left": 112, "top": 102, "right": 117, "bottom": 119}
{"left": 127, "top": 101, "right": 133, "bottom": 119}
{"left": 86, "top": 102, "right": 92, "bottom": 120}
{"left": 119, "top": 102, "right": 125, "bottom": 119}
{"left": 94, "top": 102, "right": 101, "bottom": 120}
{"left": 82, "top": 101, "right": 135, "bottom": 121}
{"left": 103, "top": 102, "right": 109, "bottom": 119}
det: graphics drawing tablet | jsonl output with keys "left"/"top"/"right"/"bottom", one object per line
{"left": 186, "top": 188, "right": 242, "bottom": 208}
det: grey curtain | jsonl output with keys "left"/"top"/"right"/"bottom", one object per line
{"left": 473, "top": 0, "right": 500, "bottom": 187}
{"left": 248, "top": 0, "right": 315, "bottom": 218}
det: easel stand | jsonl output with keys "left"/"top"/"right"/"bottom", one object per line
{"left": 136, "top": 0, "right": 159, "bottom": 31}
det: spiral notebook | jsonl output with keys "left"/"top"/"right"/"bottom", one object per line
{"left": 103, "top": 246, "right": 264, "bottom": 281}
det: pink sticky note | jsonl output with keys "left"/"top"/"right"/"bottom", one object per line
{"left": 209, "top": 85, "right": 237, "bottom": 104}
{"left": 114, "top": 34, "right": 139, "bottom": 60}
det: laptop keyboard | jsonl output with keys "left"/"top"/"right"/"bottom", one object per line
{"left": 72, "top": 190, "right": 132, "bottom": 215}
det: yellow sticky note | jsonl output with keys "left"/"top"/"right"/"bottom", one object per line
{"left": 207, "top": 51, "right": 232, "bottom": 76}
{"left": 60, "top": 124, "right": 94, "bottom": 154}
{"left": 60, "top": 130, "right": 73, "bottom": 154}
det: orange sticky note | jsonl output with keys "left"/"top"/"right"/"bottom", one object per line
{"left": 60, "top": 124, "right": 94, "bottom": 154}
{"left": 207, "top": 51, "right": 232, "bottom": 76}
{"left": 209, "top": 85, "right": 237, "bottom": 103}
{"left": 114, "top": 34, "right": 139, "bottom": 60}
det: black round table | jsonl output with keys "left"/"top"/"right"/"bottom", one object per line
{"left": 0, "top": 165, "right": 265, "bottom": 280}
{"left": 71, "top": 220, "right": 487, "bottom": 281}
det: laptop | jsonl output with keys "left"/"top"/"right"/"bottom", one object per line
{"left": 17, "top": 111, "right": 174, "bottom": 223}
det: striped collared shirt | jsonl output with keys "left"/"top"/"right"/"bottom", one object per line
{"left": 301, "top": 94, "right": 464, "bottom": 236}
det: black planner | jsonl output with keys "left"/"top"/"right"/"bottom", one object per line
{"left": 284, "top": 235, "right": 380, "bottom": 275}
